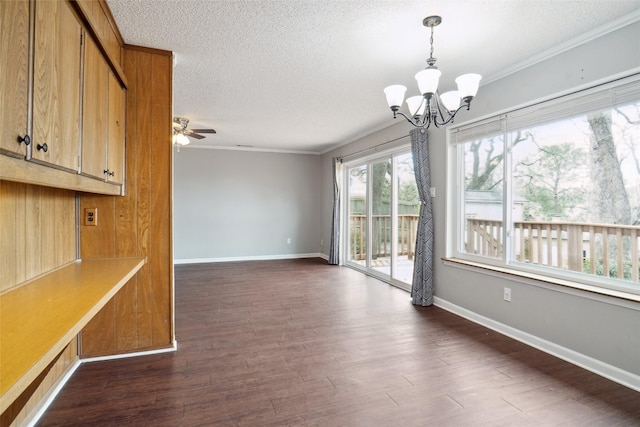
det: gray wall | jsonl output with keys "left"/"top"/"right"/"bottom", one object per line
{"left": 174, "top": 148, "right": 322, "bottom": 261}
{"left": 321, "top": 21, "right": 640, "bottom": 385}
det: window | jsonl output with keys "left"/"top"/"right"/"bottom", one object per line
{"left": 449, "top": 75, "right": 640, "bottom": 295}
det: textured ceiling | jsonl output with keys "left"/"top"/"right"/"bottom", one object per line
{"left": 106, "top": 0, "right": 640, "bottom": 153}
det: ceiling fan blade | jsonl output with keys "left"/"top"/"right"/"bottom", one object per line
{"left": 190, "top": 128, "right": 216, "bottom": 134}
{"left": 189, "top": 133, "right": 206, "bottom": 140}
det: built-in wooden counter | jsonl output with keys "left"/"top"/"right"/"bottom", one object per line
{"left": 0, "top": 257, "right": 145, "bottom": 413}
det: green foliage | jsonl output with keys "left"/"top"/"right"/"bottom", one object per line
{"left": 398, "top": 181, "right": 419, "bottom": 205}
{"left": 516, "top": 142, "right": 587, "bottom": 221}
{"left": 583, "top": 259, "right": 639, "bottom": 281}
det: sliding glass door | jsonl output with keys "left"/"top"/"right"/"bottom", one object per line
{"left": 345, "top": 150, "right": 418, "bottom": 290}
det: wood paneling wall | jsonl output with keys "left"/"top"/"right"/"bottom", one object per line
{"left": 0, "top": 182, "right": 76, "bottom": 425}
{"left": 0, "top": 182, "right": 76, "bottom": 292}
{"left": 79, "top": 45, "right": 174, "bottom": 357}
{"left": 1, "top": 3, "right": 173, "bottom": 424}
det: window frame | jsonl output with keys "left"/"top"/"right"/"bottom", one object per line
{"left": 446, "top": 72, "right": 640, "bottom": 298}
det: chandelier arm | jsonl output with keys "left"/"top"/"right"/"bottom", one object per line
{"left": 433, "top": 95, "right": 448, "bottom": 123}
{"left": 432, "top": 101, "right": 472, "bottom": 127}
{"left": 394, "top": 111, "right": 423, "bottom": 127}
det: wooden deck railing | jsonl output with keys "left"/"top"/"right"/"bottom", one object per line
{"left": 466, "top": 218, "right": 640, "bottom": 282}
{"left": 349, "top": 214, "right": 419, "bottom": 261}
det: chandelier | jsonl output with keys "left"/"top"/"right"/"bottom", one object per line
{"left": 383, "top": 16, "right": 481, "bottom": 129}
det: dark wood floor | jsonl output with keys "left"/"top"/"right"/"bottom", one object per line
{"left": 39, "top": 258, "right": 640, "bottom": 426}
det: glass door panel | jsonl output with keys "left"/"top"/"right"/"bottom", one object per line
{"left": 371, "top": 159, "right": 391, "bottom": 277}
{"left": 393, "top": 152, "right": 419, "bottom": 285}
{"left": 347, "top": 165, "right": 367, "bottom": 266}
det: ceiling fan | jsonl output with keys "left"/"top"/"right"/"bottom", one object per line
{"left": 172, "top": 117, "right": 216, "bottom": 145}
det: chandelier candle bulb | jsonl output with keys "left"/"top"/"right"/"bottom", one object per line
{"left": 383, "top": 85, "right": 407, "bottom": 109}
{"left": 415, "top": 68, "right": 442, "bottom": 96}
{"left": 455, "top": 74, "right": 482, "bottom": 101}
{"left": 407, "top": 96, "right": 426, "bottom": 117}
{"left": 383, "top": 15, "right": 481, "bottom": 129}
{"left": 440, "top": 91, "right": 461, "bottom": 112}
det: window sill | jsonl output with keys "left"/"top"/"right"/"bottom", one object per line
{"left": 441, "top": 257, "right": 640, "bottom": 306}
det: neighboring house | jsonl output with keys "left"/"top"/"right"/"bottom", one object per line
{"left": 464, "top": 190, "right": 525, "bottom": 222}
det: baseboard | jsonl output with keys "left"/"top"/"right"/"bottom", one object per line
{"left": 25, "top": 359, "right": 81, "bottom": 427}
{"left": 173, "top": 252, "right": 327, "bottom": 265}
{"left": 434, "top": 297, "right": 640, "bottom": 392}
{"left": 24, "top": 342, "right": 178, "bottom": 426}
{"left": 80, "top": 341, "right": 178, "bottom": 364}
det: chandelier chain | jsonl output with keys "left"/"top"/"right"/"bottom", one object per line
{"left": 429, "top": 25, "right": 435, "bottom": 63}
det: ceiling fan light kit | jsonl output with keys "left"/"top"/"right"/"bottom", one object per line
{"left": 384, "top": 15, "right": 481, "bottom": 129}
{"left": 173, "top": 133, "right": 191, "bottom": 146}
{"left": 172, "top": 116, "right": 216, "bottom": 146}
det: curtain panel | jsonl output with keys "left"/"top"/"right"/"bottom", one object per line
{"left": 410, "top": 128, "right": 434, "bottom": 306}
{"left": 329, "top": 157, "right": 341, "bottom": 265}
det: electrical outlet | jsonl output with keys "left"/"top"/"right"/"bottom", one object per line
{"left": 430, "top": 187, "right": 436, "bottom": 198}
{"left": 503, "top": 287, "right": 511, "bottom": 302}
{"left": 84, "top": 208, "right": 98, "bottom": 226}
{"left": 287, "top": 238, "right": 291, "bottom": 244}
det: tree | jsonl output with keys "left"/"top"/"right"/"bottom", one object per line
{"left": 587, "top": 112, "right": 632, "bottom": 224}
{"left": 466, "top": 131, "right": 531, "bottom": 191}
{"left": 370, "top": 161, "right": 390, "bottom": 259}
{"left": 515, "top": 142, "right": 587, "bottom": 221}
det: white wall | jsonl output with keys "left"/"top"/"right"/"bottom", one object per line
{"left": 173, "top": 148, "right": 322, "bottom": 262}
{"left": 321, "top": 20, "right": 640, "bottom": 388}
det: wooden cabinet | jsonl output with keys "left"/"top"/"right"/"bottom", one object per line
{"left": 107, "top": 73, "right": 126, "bottom": 184}
{"left": 0, "top": 0, "right": 30, "bottom": 157}
{"left": 82, "top": 35, "right": 109, "bottom": 179}
{"left": 31, "top": 0, "right": 82, "bottom": 172}
{"left": 82, "top": 36, "right": 125, "bottom": 184}
{"left": 75, "top": 0, "right": 124, "bottom": 69}
{"left": 1, "top": 0, "right": 128, "bottom": 194}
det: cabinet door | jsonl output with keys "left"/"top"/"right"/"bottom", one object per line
{"left": 107, "top": 72, "right": 125, "bottom": 184}
{"left": 0, "top": 0, "right": 29, "bottom": 156}
{"left": 82, "top": 35, "right": 109, "bottom": 179}
{"left": 31, "top": 0, "right": 82, "bottom": 171}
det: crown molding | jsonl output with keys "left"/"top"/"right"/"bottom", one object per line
{"left": 482, "top": 10, "right": 640, "bottom": 86}
{"left": 174, "top": 144, "right": 322, "bottom": 155}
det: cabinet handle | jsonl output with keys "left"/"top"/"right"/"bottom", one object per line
{"left": 17, "top": 135, "right": 31, "bottom": 146}
{"left": 104, "top": 169, "right": 115, "bottom": 177}
{"left": 37, "top": 143, "right": 48, "bottom": 152}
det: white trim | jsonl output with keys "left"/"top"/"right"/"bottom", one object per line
{"left": 449, "top": 69, "right": 640, "bottom": 135}
{"left": 174, "top": 144, "right": 322, "bottom": 156}
{"left": 25, "top": 359, "right": 81, "bottom": 427}
{"left": 80, "top": 341, "right": 178, "bottom": 364}
{"left": 340, "top": 140, "right": 411, "bottom": 167}
{"left": 173, "top": 252, "right": 328, "bottom": 265}
{"left": 442, "top": 258, "right": 640, "bottom": 307}
{"left": 24, "top": 342, "right": 178, "bottom": 426}
{"left": 481, "top": 10, "right": 640, "bottom": 86}
{"left": 320, "top": 119, "right": 403, "bottom": 155}
{"left": 434, "top": 296, "right": 640, "bottom": 393}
